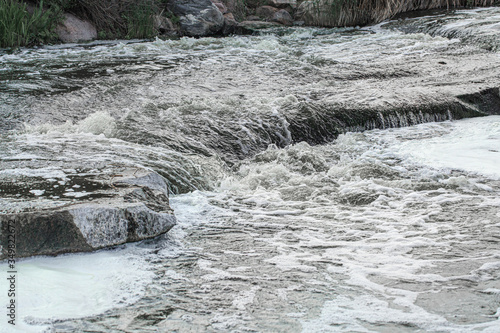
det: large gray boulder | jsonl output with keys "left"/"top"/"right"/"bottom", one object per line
{"left": 0, "top": 168, "right": 176, "bottom": 259}
{"left": 56, "top": 13, "right": 97, "bottom": 43}
{"left": 167, "top": 0, "right": 224, "bottom": 36}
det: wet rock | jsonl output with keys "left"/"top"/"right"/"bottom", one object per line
{"left": 0, "top": 168, "right": 176, "bottom": 259}
{"left": 457, "top": 87, "right": 500, "bottom": 115}
{"left": 272, "top": 9, "right": 293, "bottom": 25}
{"left": 167, "top": 0, "right": 224, "bottom": 36}
{"left": 222, "top": 13, "right": 239, "bottom": 35}
{"left": 56, "top": 13, "right": 97, "bottom": 43}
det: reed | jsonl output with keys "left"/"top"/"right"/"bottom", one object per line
{"left": 124, "top": 0, "right": 158, "bottom": 39}
{"left": 299, "top": 0, "right": 498, "bottom": 27}
{"left": 0, "top": 0, "right": 56, "bottom": 48}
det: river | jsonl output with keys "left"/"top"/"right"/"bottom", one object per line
{"left": 1, "top": 7, "right": 500, "bottom": 333}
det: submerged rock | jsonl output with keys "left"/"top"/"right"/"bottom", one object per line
{"left": 167, "top": 0, "right": 224, "bottom": 36}
{"left": 0, "top": 168, "right": 176, "bottom": 259}
{"left": 56, "top": 13, "right": 97, "bottom": 43}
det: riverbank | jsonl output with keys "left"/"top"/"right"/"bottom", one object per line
{"left": 1, "top": 0, "right": 499, "bottom": 47}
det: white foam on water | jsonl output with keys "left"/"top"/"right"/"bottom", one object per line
{"left": 23, "top": 111, "right": 116, "bottom": 137}
{"left": 387, "top": 116, "right": 500, "bottom": 179}
{"left": 300, "top": 294, "right": 500, "bottom": 333}
{"left": 0, "top": 167, "right": 68, "bottom": 180}
{"left": 291, "top": 116, "right": 500, "bottom": 332}
{"left": 0, "top": 246, "right": 155, "bottom": 332}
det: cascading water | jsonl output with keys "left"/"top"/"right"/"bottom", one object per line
{"left": 1, "top": 7, "right": 500, "bottom": 333}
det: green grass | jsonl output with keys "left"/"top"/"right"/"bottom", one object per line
{"left": 0, "top": 0, "right": 58, "bottom": 48}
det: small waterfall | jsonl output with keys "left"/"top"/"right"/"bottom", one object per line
{"left": 284, "top": 94, "right": 494, "bottom": 145}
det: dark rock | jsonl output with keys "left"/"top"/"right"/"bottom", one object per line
{"left": 457, "top": 87, "right": 500, "bottom": 115}
{"left": 222, "top": 13, "right": 239, "bottom": 35}
{"left": 56, "top": 13, "right": 97, "bottom": 43}
{"left": 0, "top": 168, "right": 176, "bottom": 259}
{"left": 167, "top": 0, "right": 224, "bottom": 36}
{"left": 256, "top": 6, "right": 279, "bottom": 20}
{"left": 272, "top": 9, "right": 293, "bottom": 25}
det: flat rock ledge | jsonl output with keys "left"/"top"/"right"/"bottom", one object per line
{"left": 0, "top": 168, "right": 176, "bottom": 260}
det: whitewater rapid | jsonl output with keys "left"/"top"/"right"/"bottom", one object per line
{"left": 2, "top": 6, "right": 500, "bottom": 333}
{"left": 2, "top": 116, "right": 499, "bottom": 332}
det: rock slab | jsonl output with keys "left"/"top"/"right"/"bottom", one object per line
{"left": 0, "top": 168, "right": 176, "bottom": 259}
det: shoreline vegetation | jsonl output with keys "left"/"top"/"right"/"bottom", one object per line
{"left": 0, "top": 0, "right": 499, "bottom": 48}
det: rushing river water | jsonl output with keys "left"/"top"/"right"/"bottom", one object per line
{"left": 2, "top": 6, "right": 500, "bottom": 333}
